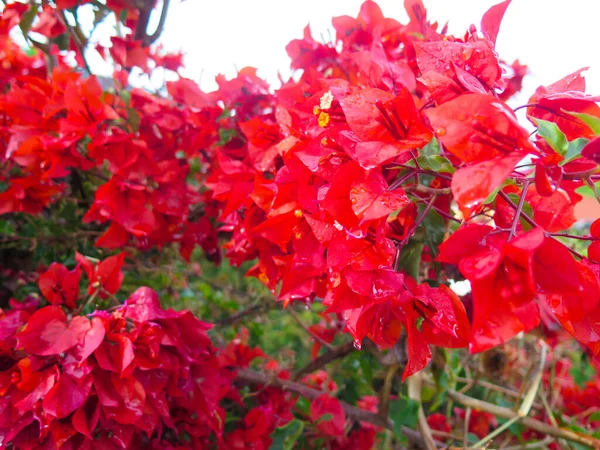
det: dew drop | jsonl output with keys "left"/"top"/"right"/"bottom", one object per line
{"left": 353, "top": 340, "right": 362, "bottom": 350}
{"left": 435, "top": 127, "right": 447, "bottom": 136}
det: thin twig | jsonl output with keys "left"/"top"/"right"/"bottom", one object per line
{"left": 292, "top": 341, "right": 355, "bottom": 380}
{"left": 454, "top": 377, "right": 542, "bottom": 409}
{"left": 145, "top": 0, "right": 170, "bottom": 45}
{"left": 408, "top": 371, "right": 437, "bottom": 450}
{"left": 464, "top": 407, "right": 471, "bottom": 449}
{"left": 214, "top": 303, "right": 273, "bottom": 327}
{"left": 379, "top": 364, "right": 400, "bottom": 419}
{"left": 288, "top": 308, "right": 335, "bottom": 351}
{"left": 406, "top": 185, "right": 452, "bottom": 195}
{"left": 59, "top": 10, "right": 92, "bottom": 74}
{"left": 498, "top": 191, "right": 537, "bottom": 228}
{"left": 502, "top": 436, "right": 555, "bottom": 450}
{"left": 508, "top": 180, "right": 531, "bottom": 240}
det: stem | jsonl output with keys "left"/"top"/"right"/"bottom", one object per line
{"left": 214, "top": 303, "right": 274, "bottom": 327}
{"left": 145, "top": 0, "right": 170, "bottom": 45}
{"left": 472, "top": 415, "right": 521, "bottom": 448}
{"left": 394, "top": 163, "right": 452, "bottom": 181}
{"left": 405, "top": 185, "right": 452, "bottom": 195}
{"left": 379, "top": 364, "right": 400, "bottom": 419}
{"left": 388, "top": 170, "right": 417, "bottom": 191}
{"left": 292, "top": 341, "right": 355, "bottom": 380}
{"left": 463, "top": 407, "right": 471, "bottom": 448}
{"left": 408, "top": 371, "right": 437, "bottom": 450}
{"left": 508, "top": 180, "right": 530, "bottom": 240}
{"left": 447, "top": 390, "right": 600, "bottom": 448}
{"left": 237, "top": 368, "right": 444, "bottom": 447}
{"left": 513, "top": 103, "right": 581, "bottom": 123}
{"left": 403, "top": 195, "right": 437, "bottom": 244}
{"left": 59, "top": 10, "right": 92, "bottom": 74}
{"left": 432, "top": 205, "right": 461, "bottom": 223}
{"left": 74, "top": 289, "right": 99, "bottom": 316}
{"left": 550, "top": 233, "right": 597, "bottom": 241}
{"left": 498, "top": 191, "right": 537, "bottom": 228}
{"left": 288, "top": 308, "right": 335, "bottom": 351}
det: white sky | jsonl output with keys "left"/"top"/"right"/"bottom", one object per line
{"left": 158, "top": 0, "right": 600, "bottom": 105}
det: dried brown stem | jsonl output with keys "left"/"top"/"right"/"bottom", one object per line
{"left": 447, "top": 389, "right": 600, "bottom": 448}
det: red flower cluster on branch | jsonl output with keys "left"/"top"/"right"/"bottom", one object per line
{"left": 2, "top": 0, "right": 600, "bottom": 446}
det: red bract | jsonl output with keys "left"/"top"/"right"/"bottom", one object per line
{"left": 0, "top": 287, "right": 228, "bottom": 449}
{"left": 38, "top": 263, "right": 82, "bottom": 309}
{"left": 310, "top": 394, "right": 346, "bottom": 437}
{"left": 527, "top": 68, "right": 600, "bottom": 140}
{"left": 76, "top": 252, "right": 125, "bottom": 297}
{"left": 2, "top": 1, "right": 600, "bottom": 446}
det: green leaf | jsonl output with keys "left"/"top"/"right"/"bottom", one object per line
{"left": 487, "top": 178, "right": 517, "bottom": 205}
{"left": 19, "top": 5, "right": 39, "bottom": 35}
{"left": 576, "top": 181, "right": 600, "bottom": 198}
{"left": 269, "top": 419, "right": 305, "bottom": 450}
{"left": 589, "top": 411, "right": 600, "bottom": 422}
{"left": 533, "top": 118, "right": 568, "bottom": 155}
{"left": 397, "top": 240, "right": 424, "bottom": 281}
{"left": 421, "top": 138, "right": 441, "bottom": 156}
{"left": 560, "top": 138, "right": 589, "bottom": 166}
{"left": 218, "top": 128, "right": 237, "bottom": 146}
{"left": 564, "top": 110, "right": 600, "bottom": 136}
{"left": 390, "top": 396, "right": 420, "bottom": 438}
{"left": 315, "top": 413, "right": 333, "bottom": 424}
{"left": 408, "top": 155, "right": 455, "bottom": 174}
{"left": 422, "top": 209, "right": 445, "bottom": 257}
{"left": 119, "top": 9, "right": 129, "bottom": 24}
{"left": 0, "top": 220, "right": 16, "bottom": 236}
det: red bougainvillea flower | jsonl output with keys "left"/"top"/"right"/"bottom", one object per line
{"left": 425, "top": 93, "right": 538, "bottom": 215}
{"left": 310, "top": 394, "right": 347, "bottom": 437}
{"left": 0, "top": 286, "right": 228, "bottom": 449}
{"left": 38, "top": 263, "right": 82, "bottom": 309}
{"left": 76, "top": 252, "right": 125, "bottom": 297}
{"left": 438, "top": 224, "right": 600, "bottom": 353}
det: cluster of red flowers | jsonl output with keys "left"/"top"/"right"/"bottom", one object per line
{"left": 0, "top": 1, "right": 221, "bottom": 261}
{"left": 1, "top": 254, "right": 381, "bottom": 449}
{"left": 196, "top": 0, "right": 600, "bottom": 378}
{"left": 1, "top": 258, "right": 224, "bottom": 448}
{"left": 2, "top": 0, "right": 600, "bottom": 447}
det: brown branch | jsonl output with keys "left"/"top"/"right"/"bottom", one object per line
{"left": 58, "top": 10, "right": 92, "bottom": 74}
{"left": 145, "top": 0, "right": 170, "bottom": 45}
{"left": 293, "top": 341, "right": 355, "bottom": 380}
{"left": 133, "top": 0, "right": 153, "bottom": 41}
{"left": 379, "top": 364, "right": 400, "bottom": 419}
{"left": 288, "top": 308, "right": 334, "bottom": 351}
{"left": 405, "top": 185, "right": 452, "bottom": 196}
{"left": 236, "top": 368, "right": 445, "bottom": 448}
{"left": 133, "top": 0, "right": 170, "bottom": 46}
{"left": 214, "top": 303, "right": 273, "bottom": 327}
{"left": 447, "top": 389, "right": 600, "bottom": 448}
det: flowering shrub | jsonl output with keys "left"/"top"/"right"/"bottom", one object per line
{"left": 2, "top": 0, "right": 600, "bottom": 448}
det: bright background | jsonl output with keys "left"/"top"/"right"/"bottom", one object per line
{"left": 158, "top": 0, "right": 600, "bottom": 101}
